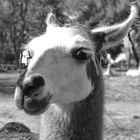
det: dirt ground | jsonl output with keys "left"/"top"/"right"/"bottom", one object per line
{"left": 0, "top": 71, "right": 140, "bottom": 139}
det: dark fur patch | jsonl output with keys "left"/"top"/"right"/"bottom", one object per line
{"left": 92, "top": 32, "right": 106, "bottom": 53}
{"left": 17, "top": 71, "right": 45, "bottom": 97}
{"left": 23, "top": 75, "right": 45, "bottom": 96}
{"left": 86, "top": 57, "right": 100, "bottom": 86}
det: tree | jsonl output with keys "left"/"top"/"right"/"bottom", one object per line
{"left": 0, "top": 0, "right": 65, "bottom": 67}
{"left": 0, "top": 0, "right": 139, "bottom": 68}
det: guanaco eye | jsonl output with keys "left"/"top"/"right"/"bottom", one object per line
{"left": 72, "top": 48, "right": 92, "bottom": 62}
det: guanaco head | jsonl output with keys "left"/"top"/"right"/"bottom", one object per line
{"left": 15, "top": 5, "right": 137, "bottom": 115}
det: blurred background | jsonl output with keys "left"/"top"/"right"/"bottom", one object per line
{"left": 0, "top": 0, "right": 140, "bottom": 71}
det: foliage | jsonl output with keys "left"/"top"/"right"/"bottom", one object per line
{"left": 0, "top": 0, "right": 139, "bottom": 67}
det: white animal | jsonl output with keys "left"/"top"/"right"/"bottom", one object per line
{"left": 126, "top": 62, "right": 140, "bottom": 76}
{"left": 103, "top": 35, "right": 133, "bottom": 76}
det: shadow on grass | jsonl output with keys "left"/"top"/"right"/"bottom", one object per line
{"left": 0, "top": 82, "right": 16, "bottom": 95}
{"left": 0, "top": 73, "right": 18, "bottom": 95}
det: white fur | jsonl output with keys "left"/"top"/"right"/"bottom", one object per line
{"left": 114, "top": 53, "right": 128, "bottom": 63}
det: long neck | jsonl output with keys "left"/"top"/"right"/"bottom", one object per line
{"left": 39, "top": 59, "right": 104, "bottom": 140}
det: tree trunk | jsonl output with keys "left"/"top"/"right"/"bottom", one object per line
{"left": 128, "top": 29, "right": 139, "bottom": 67}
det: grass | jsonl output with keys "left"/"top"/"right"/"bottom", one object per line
{"left": 103, "top": 69, "right": 140, "bottom": 139}
{"left": 104, "top": 74, "right": 140, "bottom": 102}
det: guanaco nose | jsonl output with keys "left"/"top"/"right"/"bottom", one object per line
{"left": 22, "top": 75, "right": 45, "bottom": 98}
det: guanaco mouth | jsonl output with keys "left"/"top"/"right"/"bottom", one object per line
{"left": 15, "top": 87, "right": 52, "bottom": 115}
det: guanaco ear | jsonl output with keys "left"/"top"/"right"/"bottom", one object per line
{"left": 91, "top": 4, "right": 138, "bottom": 53}
{"left": 46, "top": 13, "right": 59, "bottom": 27}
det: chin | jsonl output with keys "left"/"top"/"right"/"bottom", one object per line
{"left": 23, "top": 97, "right": 50, "bottom": 115}
{"left": 15, "top": 86, "right": 53, "bottom": 116}
{"left": 24, "top": 106, "right": 48, "bottom": 115}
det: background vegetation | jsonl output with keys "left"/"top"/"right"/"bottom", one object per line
{"left": 0, "top": 0, "right": 139, "bottom": 68}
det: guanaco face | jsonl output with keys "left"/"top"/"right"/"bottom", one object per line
{"left": 15, "top": 5, "right": 137, "bottom": 115}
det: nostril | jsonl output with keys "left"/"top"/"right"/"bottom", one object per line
{"left": 33, "top": 93, "right": 40, "bottom": 98}
{"left": 32, "top": 75, "right": 45, "bottom": 88}
{"left": 23, "top": 75, "right": 45, "bottom": 96}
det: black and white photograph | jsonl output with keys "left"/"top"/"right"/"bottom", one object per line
{"left": 0, "top": 0, "right": 140, "bottom": 139}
